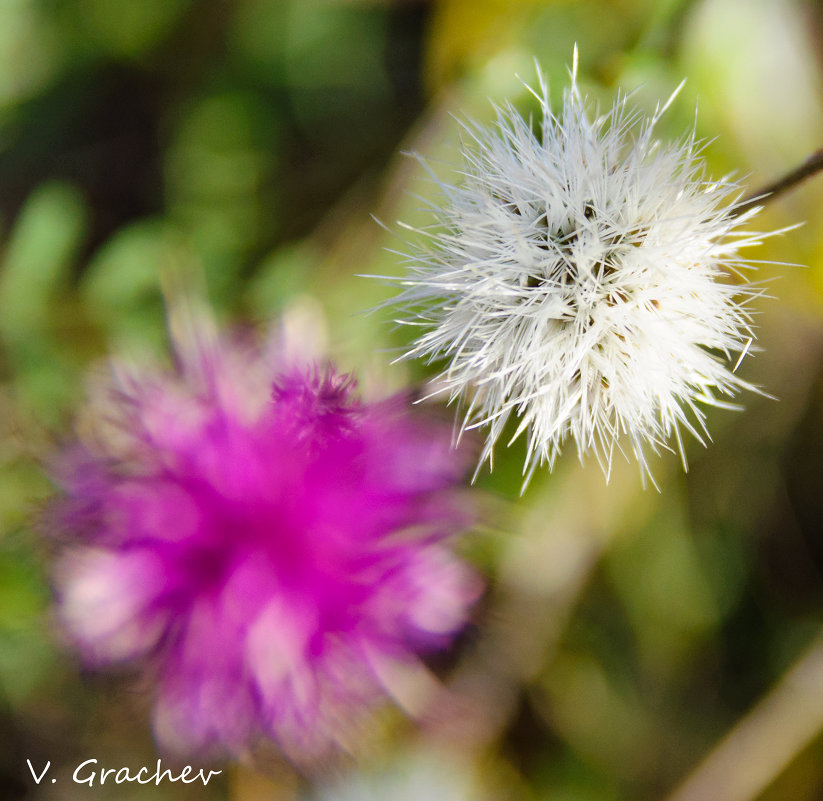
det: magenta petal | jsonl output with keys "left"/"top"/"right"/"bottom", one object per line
{"left": 52, "top": 321, "right": 480, "bottom": 758}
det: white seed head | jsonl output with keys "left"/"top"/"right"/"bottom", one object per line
{"left": 385, "top": 57, "right": 772, "bottom": 488}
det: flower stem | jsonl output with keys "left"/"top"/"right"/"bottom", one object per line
{"left": 664, "top": 634, "right": 823, "bottom": 801}
{"left": 735, "top": 148, "right": 823, "bottom": 217}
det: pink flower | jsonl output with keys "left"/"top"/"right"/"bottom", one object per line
{"left": 52, "top": 317, "right": 479, "bottom": 758}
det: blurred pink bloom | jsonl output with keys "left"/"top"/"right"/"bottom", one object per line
{"left": 52, "top": 316, "right": 480, "bottom": 758}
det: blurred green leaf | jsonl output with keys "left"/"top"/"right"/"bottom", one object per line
{"left": 78, "top": 0, "right": 191, "bottom": 59}
{"left": 0, "top": 181, "right": 86, "bottom": 345}
{"left": 81, "top": 218, "right": 175, "bottom": 348}
{"left": 606, "top": 493, "right": 720, "bottom": 677}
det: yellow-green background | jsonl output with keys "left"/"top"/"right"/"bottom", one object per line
{"left": 2, "top": 0, "right": 823, "bottom": 799}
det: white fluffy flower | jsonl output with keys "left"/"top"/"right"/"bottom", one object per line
{"left": 385, "top": 54, "right": 772, "bottom": 487}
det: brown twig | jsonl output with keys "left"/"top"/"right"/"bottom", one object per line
{"left": 734, "top": 148, "right": 823, "bottom": 217}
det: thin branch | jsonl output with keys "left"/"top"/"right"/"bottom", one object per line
{"left": 734, "top": 148, "right": 823, "bottom": 217}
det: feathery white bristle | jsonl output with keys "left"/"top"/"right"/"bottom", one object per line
{"left": 383, "top": 63, "right": 774, "bottom": 487}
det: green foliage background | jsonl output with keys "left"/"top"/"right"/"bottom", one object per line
{"left": 2, "top": 0, "right": 823, "bottom": 799}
